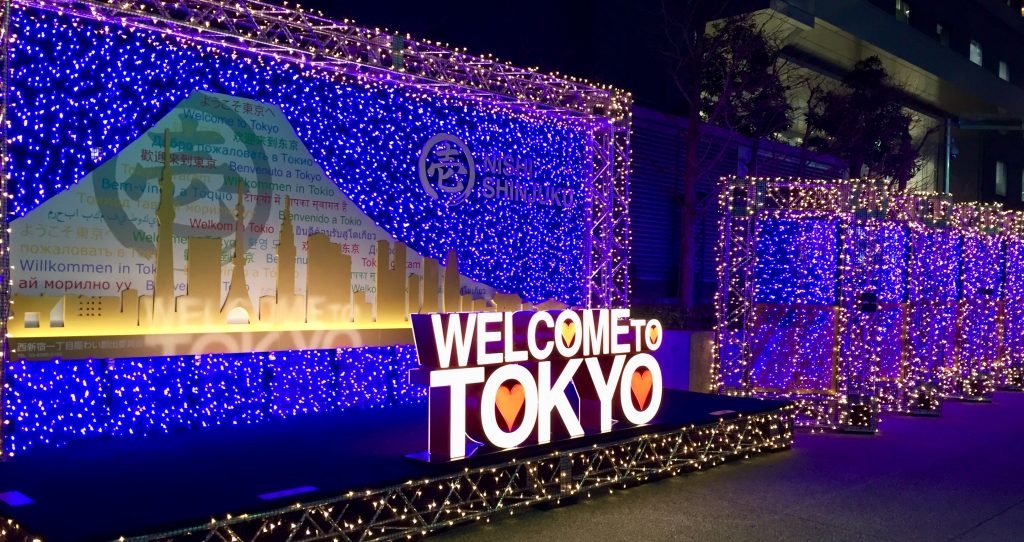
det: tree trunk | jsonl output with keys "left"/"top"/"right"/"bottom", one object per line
{"left": 797, "top": 120, "right": 814, "bottom": 179}
{"left": 750, "top": 137, "right": 760, "bottom": 177}
{"left": 678, "top": 22, "right": 708, "bottom": 312}
{"left": 679, "top": 104, "right": 701, "bottom": 310}
{"left": 849, "top": 158, "right": 863, "bottom": 179}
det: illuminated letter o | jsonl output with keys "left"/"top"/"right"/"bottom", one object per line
{"left": 554, "top": 310, "right": 583, "bottom": 358}
{"left": 644, "top": 319, "right": 663, "bottom": 351}
{"left": 619, "top": 353, "right": 663, "bottom": 425}
{"left": 481, "top": 364, "right": 539, "bottom": 449}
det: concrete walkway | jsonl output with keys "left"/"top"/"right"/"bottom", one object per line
{"left": 435, "top": 392, "right": 1024, "bottom": 542}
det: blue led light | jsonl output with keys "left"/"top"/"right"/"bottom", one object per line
{"left": 1004, "top": 241, "right": 1024, "bottom": 375}
{"left": 1, "top": 6, "right": 601, "bottom": 454}
{"left": 7, "top": 7, "right": 592, "bottom": 304}
{"left": 4, "top": 347, "right": 425, "bottom": 454}
{"left": 908, "top": 229, "right": 961, "bottom": 303}
{"left": 753, "top": 218, "right": 839, "bottom": 306}
{"left": 878, "top": 224, "right": 909, "bottom": 304}
{"left": 957, "top": 234, "right": 1004, "bottom": 373}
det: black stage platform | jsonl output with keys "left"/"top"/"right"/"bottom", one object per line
{"left": 0, "top": 391, "right": 791, "bottom": 542}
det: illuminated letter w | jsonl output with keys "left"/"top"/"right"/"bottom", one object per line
{"left": 431, "top": 313, "right": 477, "bottom": 369}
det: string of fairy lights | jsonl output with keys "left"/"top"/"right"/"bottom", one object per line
{"left": 1003, "top": 224, "right": 1024, "bottom": 388}
{"left": 0, "top": 1, "right": 631, "bottom": 455}
{"left": 6, "top": 7, "right": 594, "bottom": 303}
{"left": 135, "top": 408, "right": 794, "bottom": 541}
{"left": 716, "top": 177, "right": 1024, "bottom": 429}
{"left": 3, "top": 346, "right": 424, "bottom": 453}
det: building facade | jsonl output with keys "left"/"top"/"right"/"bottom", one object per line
{"left": 752, "top": 0, "right": 1024, "bottom": 204}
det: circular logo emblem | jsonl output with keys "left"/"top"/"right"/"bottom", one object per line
{"left": 91, "top": 93, "right": 274, "bottom": 259}
{"left": 418, "top": 133, "right": 475, "bottom": 206}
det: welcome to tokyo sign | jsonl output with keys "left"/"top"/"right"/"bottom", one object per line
{"left": 411, "top": 308, "right": 664, "bottom": 461}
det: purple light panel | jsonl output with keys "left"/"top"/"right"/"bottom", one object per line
{"left": 838, "top": 223, "right": 908, "bottom": 397}
{"left": 0, "top": 3, "right": 604, "bottom": 454}
{"left": 749, "top": 306, "right": 836, "bottom": 394}
{"left": 753, "top": 218, "right": 839, "bottom": 306}
{"left": 748, "top": 217, "right": 839, "bottom": 394}
{"left": 906, "top": 228, "right": 962, "bottom": 382}
{"left": 6, "top": 6, "right": 593, "bottom": 304}
{"left": 957, "top": 234, "right": 1005, "bottom": 373}
{"left": 1004, "top": 241, "right": 1024, "bottom": 377}
{"left": 3, "top": 347, "right": 424, "bottom": 455}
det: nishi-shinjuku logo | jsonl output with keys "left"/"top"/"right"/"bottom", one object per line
{"left": 418, "top": 133, "right": 475, "bottom": 206}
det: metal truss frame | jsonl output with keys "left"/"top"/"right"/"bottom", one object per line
{"left": 0, "top": 408, "right": 783, "bottom": 542}
{"left": 714, "top": 176, "right": 757, "bottom": 394}
{"left": 715, "top": 177, "right": 904, "bottom": 430}
{"left": 11, "top": 0, "right": 631, "bottom": 310}
{"left": 716, "top": 177, "right": 850, "bottom": 398}
{"left": 0, "top": 0, "right": 633, "bottom": 454}
{"left": 587, "top": 119, "right": 631, "bottom": 308}
{"left": 0, "top": 0, "right": 10, "bottom": 460}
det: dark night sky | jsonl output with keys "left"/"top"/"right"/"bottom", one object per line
{"left": 301, "top": 0, "right": 686, "bottom": 112}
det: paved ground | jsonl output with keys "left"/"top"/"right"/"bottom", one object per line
{"left": 435, "top": 392, "right": 1024, "bottom": 542}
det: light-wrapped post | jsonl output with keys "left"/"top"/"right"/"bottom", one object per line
{"left": 717, "top": 177, "right": 847, "bottom": 429}
{"left": 903, "top": 194, "right": 959, "bottom": 414}
{"left": 950, "top": 203, "right": 1004, "bottom": 401}
{"left": 1000, "top": 212, "right": 1024, "bottom": 390}
{"left": 0, "top": 0, "right": 11, "bottom": 460}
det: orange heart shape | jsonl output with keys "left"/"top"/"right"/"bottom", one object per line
{"left": 560, "top": 320, "right": 577, "bottom": 347}
{"left": 631, "top": 368, "right": 653, "bottom": 410}
{"left": 648, "top": 326, "right": 660, "bottom": 344}
{"left": 495, "top": 383, "right": 526, "bottom": 431}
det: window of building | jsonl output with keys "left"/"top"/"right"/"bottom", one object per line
{"left": 970, "top": 40, "right": 983, "bottom": 66}
{"left": 996, "top": 160, "right": 1007, "bottom": 196}
{"left": 1000, "top": 60, "right": 1010, "bottom": 81}
{"left": 896, "top": 0, "right": 911, "bottom": 23}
